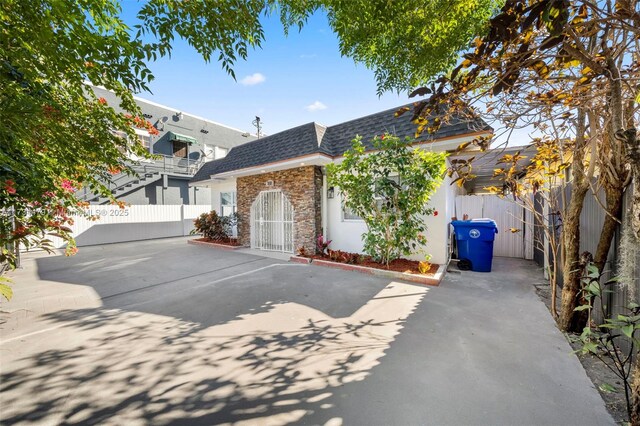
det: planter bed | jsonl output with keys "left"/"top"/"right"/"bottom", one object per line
{"left": 188, "top": 238, "right": 245, "bottom": 250}
{"left": 289, "top": 255, "right": 445, "bottom": 286}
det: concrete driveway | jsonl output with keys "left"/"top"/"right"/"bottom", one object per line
{"left": 1, "top": 237, "right": 613, "bottom": 425}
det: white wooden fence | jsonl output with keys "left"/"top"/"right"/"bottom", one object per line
{"left": 455, "top": 195, "right": 534, "bottom": 259}
{"left": 47, "top": 205, "right": 210, "bottom": 248}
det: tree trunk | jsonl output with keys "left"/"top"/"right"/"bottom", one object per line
{"left": 632, "top": 355, "right": 640, "bottom": 426}
{"left": 558, "top": 182, "right": 590, "bottom": 332}
{"left": 593, "top": 185, "right": 625, "bottom": 272}
{"left": 558, "top": 109, "right": 591, "bottom": 332}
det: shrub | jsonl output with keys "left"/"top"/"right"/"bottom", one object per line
{"left": 327, "top": 134, "right": 446, "bottom": 266}
{"left": 418, "top": 254, "right": 433, "bottom": 274}
{"left": 192, "top": 211, "right": 238, "bottom": 241}
{"left": 317, "top": 235, "right": 332, "bottom": 255}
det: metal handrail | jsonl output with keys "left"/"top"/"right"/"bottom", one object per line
{"left": 76, "top": 154, "right": 205, "bottom": 202}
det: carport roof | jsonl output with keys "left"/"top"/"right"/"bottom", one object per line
{"left": 450, "top": 145, "right": 538, "bottom": 193}
{"left": 190, "top": 103, "right": 492, "bottom": 183}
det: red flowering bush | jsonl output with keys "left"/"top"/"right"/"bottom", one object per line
{"left": 125, "top": 114, "right": 160, "bottom": 136}
{"left": 3, "top": 180, "right": 16, "bottom": 195}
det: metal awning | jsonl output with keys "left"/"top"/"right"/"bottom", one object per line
{"left": 167, "top": 131, "right": 197, "bottom": 144}
{"left": 450, "top": 145, "right": 537, "bottom": 193}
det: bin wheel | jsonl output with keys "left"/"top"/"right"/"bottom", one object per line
{"left": 458, "top": 259, "right": 472, "bottom": 271}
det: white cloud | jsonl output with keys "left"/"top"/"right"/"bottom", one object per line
{"left": 240, "top": 73, "right": 266, "bottom": 86}
{"left": 305, "top": 101, "right": 327, "bottom": 112}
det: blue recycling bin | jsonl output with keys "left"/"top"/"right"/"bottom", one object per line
{"left": 451, "top": 219, "right": 498, "bottom": 272}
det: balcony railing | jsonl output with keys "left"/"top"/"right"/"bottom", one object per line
{"left": 133, "top": 153, "right": 203, "bottom": 176}
{"left": 75, "top": 154, "right": 205, "bottom": 202}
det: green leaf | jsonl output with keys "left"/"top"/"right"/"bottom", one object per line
{"left": 574, "top": 305, "right": 592, "bottom": 312}
{"left": 587, "top": 281, "right": 601, "bottom": 297}
{"left": 622, "top": 324, "right": 634, "bottom": 338}
{"left": 583, "top": 341, "right": 599, "bottom": 354}
{"left": 599, "top": 383, "right": 616, "bottom": 393}
{"left": 0, "top": 279, "right": 13, "bottom": 302}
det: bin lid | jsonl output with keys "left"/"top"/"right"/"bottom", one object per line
{"left": 451, "top": 219, "right": 498, "bottom": 232}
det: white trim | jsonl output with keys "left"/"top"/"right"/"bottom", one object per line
{"left": 200, "top": 133, "right": 490, "bottom": 185}
{"left": 342, "top": 214, "right": 364, "bottom": 222}
{"left": 211, "top": 154, "right": 333, "bottom": 180}
{"left": 133, "top": 96, "right": 250, "bottom": 134}
{"left": 87, "top": 83, "right": 252, "bottom": 135}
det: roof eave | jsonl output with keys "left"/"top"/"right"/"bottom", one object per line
{"left": 201, "top": 153, "right": 334, "bottom": 184}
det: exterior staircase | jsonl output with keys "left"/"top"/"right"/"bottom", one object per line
{"left": 76, "top": 170, "right": 162, "bottom": 204}
{"left": 76, "top": 154, "right": 204, "bottom": 205}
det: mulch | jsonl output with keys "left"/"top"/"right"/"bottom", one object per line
{"left": 193, "top": 237, "right": 241, "bottom": 247}
{"left": 307, "top": 254, "right": 438, "bottom": 275}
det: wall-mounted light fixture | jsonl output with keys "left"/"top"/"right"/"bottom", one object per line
{"left": 175, "top": 111, "right": 184, "bottom": 121}
{"left": 327, "top": 186, "right": 335, "bottom": 199}
{"left": 200, "top": 129, "right": 209, "bottom": 134}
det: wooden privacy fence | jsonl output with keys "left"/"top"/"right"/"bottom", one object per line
{"left": 43, "top": 204, "right": 211, "bottom": 249}
{"left": 455, "top": 194, "right": 534, "bottom": 260}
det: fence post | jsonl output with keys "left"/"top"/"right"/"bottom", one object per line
{"left": 10, "top": 207, "right": 20, "bottom": 268}
{"left": 181, "top": 204, "right": 186, "bottom": 236}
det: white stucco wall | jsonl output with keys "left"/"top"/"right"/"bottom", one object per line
{"left": 325, "top": 166, "right": 456, "bottom": 265}
{"left": 200, "top": 150, "right": 469, "bottom": 266}
{"left": 209, "top": 179, "right": 237, "bottom": 214}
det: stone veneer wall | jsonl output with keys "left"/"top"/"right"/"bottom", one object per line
{"left": 237, "top": 166, "right": 323, "bottom": 253}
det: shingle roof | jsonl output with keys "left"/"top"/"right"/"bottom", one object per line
{"left": 321, "top": 104, "right": 490, "bottom": 155}
{"left": 191, "top": 102, "right": 492, "bottom": 183}
{"left": 191, "top": 122, "right": 326, "bottom": 181}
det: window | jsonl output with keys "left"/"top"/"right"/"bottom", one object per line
{"left": 343, "top": 206, "right": 363, "bottom": 221}
{"left": 111, "top": 130, "right": 127, "bottom": 139}
{"left": 111, "top": 129, "right": 152, "bottom": 153}
{"left": 341, "top": 175, "right": 402, "bottom": 221}
{"left": 220, "top": 191, "right": 237, "bottom": 216}
{"left": 340, "top": 193, "right": 363, "bottom": 221}
{"left": 139, "top": 134, "right": 151, "bottom": 150}
{"left": 374, "top": 175, "right": 402, "bottom": 199}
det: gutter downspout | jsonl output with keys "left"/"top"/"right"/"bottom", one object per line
{"left": 322, "top": 169, "right": 328, "bottom": 240}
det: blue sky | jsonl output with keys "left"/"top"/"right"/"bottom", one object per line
{"left": 119, "top": 3, "right": 532, "bottom": 145}
{"left": 121, "top": 4, "right": 408, "bottom": 136}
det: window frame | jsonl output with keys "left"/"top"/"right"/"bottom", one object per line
{"left": 340, "top": 174, "right": 403, "bottom": 222}
{"left": 220, "top": 191, "right": 237, "bottom": 216}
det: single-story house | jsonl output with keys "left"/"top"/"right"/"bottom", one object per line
{"left": 190, "top": 104, "right": 492, "bottom": 265}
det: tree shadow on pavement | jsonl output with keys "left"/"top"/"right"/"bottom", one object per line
{"left": 1, "top": 281, "right": 428, "bottom": 425}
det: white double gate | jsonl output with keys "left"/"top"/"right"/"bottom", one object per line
{"left": 455, "top": 194, "right": 534, "bottom": 259}
{"left": 250, "top": 190, "right": 294, "bottom": 253}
